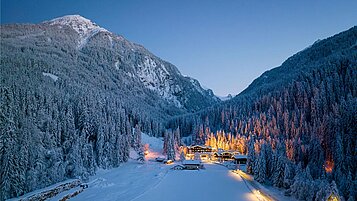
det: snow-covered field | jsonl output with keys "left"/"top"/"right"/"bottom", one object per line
{"left": 133, "top": 163, "right": 259, "bottom": 201}
{"left": 71, "top": 162, "right": 259, "bottom": 201}
{"left": 70, "top": 133, "right": 170, "bottom": 201}
{"left": 70, "top": 160, "right": 173, "bottom": 201}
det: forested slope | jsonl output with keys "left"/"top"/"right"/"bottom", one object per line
{"left": 168, "top": 26, "right": 357, "bottom": 200}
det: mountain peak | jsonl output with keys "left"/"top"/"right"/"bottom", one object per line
{"left": 45, "top": 15, "right": 107, "bottom": 37}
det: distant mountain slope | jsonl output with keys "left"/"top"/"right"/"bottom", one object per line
{"left": 238, "top": 26, "right": 357, "bottom": 98}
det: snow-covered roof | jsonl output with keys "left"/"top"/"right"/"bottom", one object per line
{"left": 182, "top": 160, "right": 201, "bottom": 165}
{"left": 172, "top": 164, "right": 185, "bottom": 168}
{"left": 216, "top": 151, "right": 232, "bottom": 155}
{"left": 188, "top": 145, "right": 212, "bottom": 149}
{"left": 232, "top": 155, "right": 247, "bottom": 159}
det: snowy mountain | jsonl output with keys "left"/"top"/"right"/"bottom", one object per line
{"left": 44, "top": 15, "right": 109, "bottom": 50}
{"left": 218, "top": 94, "right": 233, "bottom": 101}
{"left": 0, "top": 15, "right": 219, "bottom": 200}
{"left": 2, "top": 15, "right": 219, "bottom": 114}
{"left": 42, "top": 15, "right": 219, "bottom": 111}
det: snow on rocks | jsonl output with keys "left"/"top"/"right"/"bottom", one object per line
{"left": 42, "top": 72, "right": 59, "bottom": 81}
{"left": 46, "top": 15, "right": 108, "bottom": 49}
{"left": 114, "top": 60, "right": 120, "bottom": 70}
{"left": 47, "top": 15, "right": 107, "bottom": 38}
{"left": 136, "top": 56, "right": 183, "bottom": 108}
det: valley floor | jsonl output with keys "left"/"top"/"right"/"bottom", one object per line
{"left": 9, "top": 133, "right": 293, "bottom": 201}
{"left": 70, "top": 160, "right": 172, "bottom": 201}
{"left": 132, "top": 163, "right": 260, "bottom": 201}
{"left": 68, "top": 161, "right": 259, "bottom": 201}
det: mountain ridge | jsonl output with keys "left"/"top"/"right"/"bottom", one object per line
{"left": 238, "top": 26, "right": 357, "bottom": 98}
{"left": 1, "top": 15, "right": 220, "bottom": 113}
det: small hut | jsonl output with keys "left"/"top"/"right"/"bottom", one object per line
{"left": 182, "top": 160, "right": 202, "bottom": 170}
{"left": 232, "top": 154, "right": 247, "bottom": 164}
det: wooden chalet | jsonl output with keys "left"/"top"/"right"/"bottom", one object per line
{"left": 182, "top": 160, "right": 202, "bottom": 170}
{"left": 188, "top": 145, "right": 213, "bottom": 153}
{"left": 232, "top": 154, "right": 247, "bottom": 164}
{"left": 214, "top": 151, "right": 234, "bottom": 161}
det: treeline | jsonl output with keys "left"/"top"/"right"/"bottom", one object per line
{"left": 168, "top": 29, "right": 357, "bottom": 200}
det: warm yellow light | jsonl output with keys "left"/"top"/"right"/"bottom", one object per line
{"left": 328, "top": 193, "right": 339, "bottom": 201}
{"left": 325, "top": 160, "right": 334, "bottom": 173}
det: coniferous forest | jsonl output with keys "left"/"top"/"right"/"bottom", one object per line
{"left": 167, "top": 27, "right": 357, "bottom": 200}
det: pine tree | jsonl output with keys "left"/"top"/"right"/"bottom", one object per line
{"left": 283, "top": 163, "right": 294, "bottom": 189}
{"left": 165, "top": 129, "right": 175, "bottom": 160}
{"left": 133, "top": 124, "right": 142, "bottom": 151}
{"left": 137, "top": 147, "right": 145, "bottom": 164}
{"left": 272, "top": 142, "right": 286, "bottom": 188}
{"left": 179, "top": 149, "right": 186, "bottom": 161}
{"left": 254, "top": 143, "right": 267, "bottom": 183}
{"left": 246, "top": 136, "right": 255, "bottom": 174}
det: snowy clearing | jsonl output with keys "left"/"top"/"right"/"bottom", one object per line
{"left": 70, "top": 161, "right": 173, "bottom": 201}
{"left": 141, "top": 133, "right": 165, "bottom": 160}
{"left": 70, "top": 162, "right": 259, "bottom": 201}
{"left": 133, "top": 163, "right": 259, "bottom": 201}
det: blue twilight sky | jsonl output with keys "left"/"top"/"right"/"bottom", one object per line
{"left": 1, "top": 0, "right": 357, "bottom": 96}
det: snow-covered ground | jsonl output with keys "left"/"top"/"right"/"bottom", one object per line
{"left": 141, "top": 133, "right": 165, "bottom": 160}
{"left": 133, "top": 163, "right": 259, "bottom": 201}
{"left": 70, "top": 162, "right": 259, "bottom": 201}
{"left": 70, "top": 133, "right": 171, "bottom": 201}
{"left": 70, "top": 160, "right": 173, "bottom": 201}
{"left": 9, "top": 133, "right": 285, "bottom": 201}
